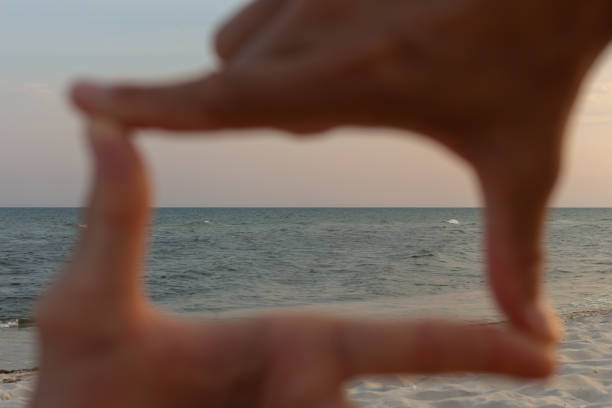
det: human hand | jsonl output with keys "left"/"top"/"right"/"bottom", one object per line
{"left": 69, "top": 0, "right": 612, "bottom": 343}
{"left": 32, "top": 119, "right": 554, "bottom": 408}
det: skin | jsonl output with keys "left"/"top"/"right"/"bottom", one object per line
{"left": 31, "top": 119, "right": 556, "bottom": 408}
{"left": 70, "top": 0, "right": 612, "bottom": 343}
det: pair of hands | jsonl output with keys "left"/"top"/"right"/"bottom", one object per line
{"left": 33, "top": 0, "right": 612, "bottom": 407}
{"left": 32, "top": 120, "right": 553, "bottom": 408}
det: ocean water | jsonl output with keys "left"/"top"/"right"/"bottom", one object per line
{"left": 1, "top": 208, "right": 611, "bottom": 370}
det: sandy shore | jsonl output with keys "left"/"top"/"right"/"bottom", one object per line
{"left": 1, "top": 310, "right": 610, "bottom": 408}
{"left": 0, "top": 370, "right": 36, "bottom": 408}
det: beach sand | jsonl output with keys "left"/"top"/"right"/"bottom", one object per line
{"left": 1, "top": 311, "right": 610, "bottom": 408}
{"left": 0, "top": 370, "right": 35, "bottom": 408}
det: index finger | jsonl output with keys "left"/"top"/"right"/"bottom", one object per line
{"left": 70, "top": 59, "right": 337, "bottom": 134}
{"left": 72, "top": 118, "right": 151, "bottom": 299}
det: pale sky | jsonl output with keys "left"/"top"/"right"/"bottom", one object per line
{"left": 1, "top": 0, "right": 611, "bottom": 207}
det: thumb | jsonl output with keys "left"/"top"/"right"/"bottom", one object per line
{"left": 75, "top": 118, "right": 151, "bottom": 298}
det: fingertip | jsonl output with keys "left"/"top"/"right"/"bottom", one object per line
{"left": 485, "top": 327, "right": 558, "bottom": 379}
{"left": 528, "top": 342, "right": 558, "bottom": 379}
{"left": 70, "top": 80, "right": 111, "bottom": 113}
{"left": 542, "top": 346, "right": 559, "bottom": 378}
{"left": 475, "top": 326, "right": 559, "bottom": 379}
{"left": 87, "top": 118, "right": 148, "bottom": 212}
{"left": 523, "top": 301, "right": 565, "bottom": 344}
{"left": 86, "top": 117, "right": 150, "bottom": 229}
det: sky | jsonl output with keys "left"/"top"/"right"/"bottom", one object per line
{"left": 1, "top": 1, "right": 612, "bottom": 207}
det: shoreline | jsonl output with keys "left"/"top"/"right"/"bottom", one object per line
{"left": 0, "top": 369, "right": 37, "bottom": 383}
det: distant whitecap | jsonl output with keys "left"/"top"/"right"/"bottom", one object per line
{"left": 447, "top": 219, "right": 460, "bottom": 225}
{"left": 179, "top": 220, "right": 211, "bottom": 228}
{"left": 0, "top": 319, "right": 19, "bottom": 329}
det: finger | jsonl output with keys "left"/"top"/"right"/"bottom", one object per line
{"left": 335, "top": 319, "right": 556, "bottom": 379}
{"left": 71, "top": 78, "right": 218, "bottom": 131}
{"left": 70, "top": 60, "right": 338, "bottom": 133}
{"left": 75, "top": 118, "right": 151, "bottom": 296}
{"left": 481, "top": 166, "right": 564, "bottom": 344}
{"left": 215, "top": 0, "right": 286, "bottom": 61}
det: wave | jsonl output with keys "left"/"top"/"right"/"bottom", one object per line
{"left": 475, "top": 307, "right": 612, "bottom": 329}
{"left": 0, "top": 319, "right": 18, "bottom": 329}
{"left": 446, "top": 219, "right": 460, "bottom": 225}
{"left": 409, "top": 252, "right": 435, "bottom": 259}
{"left": 179, "top": 220, "right": 212, "bottom": 228}
{"left": 563, "top": 307, "right": 612, "bottom": 320}
{"left": 62, "top": 222, "right": 87, "bottom": 229}
{"left": 0, "top": 368, "right": 37, "bottom": 376}
{"left": 482, "top": 307, "right": 612, "bottom": 329}
{"left": 0, "top": 318, "right": 34, "bottom": 329}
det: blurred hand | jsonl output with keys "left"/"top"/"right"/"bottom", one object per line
{"left": 70, "top": 0, "right": 612, "bottom": 342}
{"left": 32, "top": 119, "right": 555, "bottom": 408}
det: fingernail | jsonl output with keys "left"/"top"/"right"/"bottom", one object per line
{"left": 73, "top": 82, "right": 111, "bottom": 110}
{"left": 525, "top": 301, "right": 565, "bottom": 343}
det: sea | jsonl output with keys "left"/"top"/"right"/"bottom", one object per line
{"left": 1, "top": 208, "right": 611, "bottom": 371}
